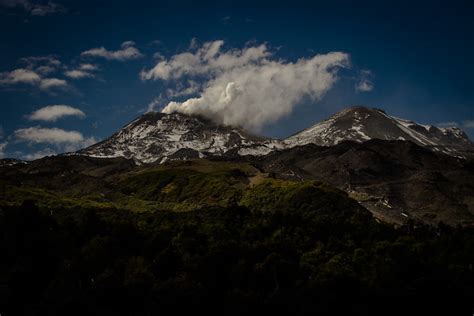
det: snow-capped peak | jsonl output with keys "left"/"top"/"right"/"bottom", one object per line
{"left": 79, "top": 112, "right": 281, "bottom": 163}
{"left": 285, "top": 106, "right": 473, "bottom": 156}
{"left": 77, "top": 107, "right": 473, "bottom": 163}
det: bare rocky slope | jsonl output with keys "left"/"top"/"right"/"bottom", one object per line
{"left": 78, "top": 106, "right": 473, "bottom": 163}
{"left": 2, "top": 106, "right": 473, "bottom": 225}
{"left": 78, "top": 112, "right": 281, "bottom": 164}
{"left": 248, "top": 139, "right": 474, "bottom": 226}
{"left": 285, "top": 106, "right": 473, "bottom": 158}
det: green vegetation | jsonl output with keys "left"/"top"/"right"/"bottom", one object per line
{"left": 1, "top": 199, "right": 474, "bottom": 315}
{"left": 241, "top": 179, "right": 356, "bottom": 213}
{"left": 116, "top": 167, "right": 247, "bottom": 211}
{"left": 0, "top": 160, "right": 262, "bottom": 212}
{"left": 1, "top": 160, "right": 474, "bottom": 315}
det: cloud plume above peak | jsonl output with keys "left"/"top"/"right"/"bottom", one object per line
{"left": 355, "top": 69, "right": 374, "bottom": 92}
{"left": 142, "top": 40, "right": 350, "bottom": 131}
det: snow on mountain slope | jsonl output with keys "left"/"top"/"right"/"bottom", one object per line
{"left": 79, "top": 112, "right": 281, "bottom": 163}
{"left": 78, "top": 106, "right": 473, "bottom": 163}
{"left": 285, "top": 106, "right": 473, "bottom": 157}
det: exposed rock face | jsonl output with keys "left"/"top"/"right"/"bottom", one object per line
{"left": 255, "top": 140, "right": 474, "bottom": 226}
{"left": 79, "top": 112, "right": 281, "bottom": 163}
{"left": 2, "top": 106, "right": 473, "bottom": 226}
{"left": 78, "top": 106, "right": 473, "bottom": 163}
{"left": 284, "top": 106, "right": 473, "bottom": 157}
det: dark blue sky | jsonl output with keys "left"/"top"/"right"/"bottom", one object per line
{"left": 0, "top": 0, "right": 473, "bottom": 159}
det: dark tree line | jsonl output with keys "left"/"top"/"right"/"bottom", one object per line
{"left": 1, "top": 200, "right": 474, "bottom": 315}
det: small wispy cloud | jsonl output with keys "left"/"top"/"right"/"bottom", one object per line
{"left": 21, "top": 55, "right": 61, "bottom": 69}
{"left": 463, "top": 120, "right": 474, "bottom": 129}
{"left": 10, "top": 125, "right": 97, "bottom": 160}
{"left": 0, "top": 141, "right": 7, "bottom": 158}
{"left": 64, "top": 63, "right": 99, "bottom": 79}
{"left": 64, "top": 69, "right": 94, "bottom": 79}
{"left": 437, "top": 121, "right": 459, "bottom": 128}
{"left": 14, "top": 126, "right": 97, "bottom": 155}
{"left": 14, "top": 126, "right": 84, "bottom": 144}
{"left": 21, "top": 147, "right": 56, "bottom": 160}
{"left": 81, "top": 41, "right": 144, "bottom": 61}
{"left": 0, "top": 0, "right": 66, "bottom": 16}
{"left": 78, "top": 63, "right": 98, "bottom": 71}
{"left": 165, "top": 80, "right": 200, "bottom": 98}
{"left": 38, "top": 78, "right": 68, "bottom": 90}
{"left": 220, "top": 16, "right": 231, "bottom": 24}
{"left": 0, "top": 67, "right": 69, "bottom": 91}
{"left": 0, "top": 125, "right": 7, "bottom": 158}
{"left": 20, "top": 55, "right": 61, "bottom": 76}
{"left": 355, "top": 69, "right": 374, "bottom": 92}
{"left": 0, "top": 68, "right": 41, "bottom": 85}
{"left": 437, "top": 120, "right": 474, "bottom": 129}
{"left": 28, "top": 105, "right": 85, "bottom": 122}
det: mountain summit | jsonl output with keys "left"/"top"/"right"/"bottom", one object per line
{"left": 284, "top": 106, "right": 473, "bottom": 156}
{"left": 79, "top": 112, "right": 280, "bottom": 163}
{"left": 78, "top": 106, "right": 473, "bottom": 163}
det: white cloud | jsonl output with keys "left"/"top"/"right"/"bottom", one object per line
{"left": 355, "top": 81, "right": 374, "bottom": 92}
{"left": 143, "top": 40, "right": 350, "bottom": 131}
{"left": 64, "top": 63, "right": 98, "bottom": 79}
{"left": 188, "top": 37, "right": 198, "bottom": 50}
{"left": 28, "top": 105, "right": 85, "bottom": 122}
{"left": 21, "top": 147, "right": 56, "bottom": 160}
{"left": 437, "top": 121, "right": 474, "bottom": 129}
{"left": 437, "top": 122, "right": 459, "bottom": 128}
{"left": 21, "top": 55, "right": 61, "bottom": 69}
{"left": 140, "top": 40, "right": 268, "bottom": 81}
{"left": 0, "top": 67, "right": 69, "bottom": 91}
{"left": 146, "top": 95, "right": 166, "bottom": 112}
{"left": 355, "top": 69, "right": 374, "bottom": 92}
{"left": 165, "top": 80, "right": 200, "bottom": 98}
{"left": 14, "top": 126, "right": 85, "bottom": 144}
{"left": 0, "top": 0, "right": 66, "bottom": 16}
{"left": 17, "top": 138, "right": 97, "bottom": 160}
{"left": 0, "top": 142, "right": 7, "bottom": 158}
{"left": 20, "top": 55, "right": 61, "bottom": 75}
{"left": 64, "top": 69, "right": 94, "bottom": 79}
{"left": 29, "top": 2, "right": 64, "bottom": 16}
{"left": 38, "top": 78, "right": 68, "bottom": 90}
{"left": 463, "top": 120, "right": 474, "bottom": 129}
{"left": 81, "top": 41, "right": 144, "bottom": 61}
{"left": 63, "top": 137, "right": 96, "bottom": 152}
{"left": 153, "top": 52, "right": 165, "bottom": 61}
{"left": 79, "top": 63, "right": 98, "bottom": 71}
{"left": 121, "top": 40, "right": 136, "bottom": 48}
{"left": 0, "top": 68, "right": 41, "bottom": 85}
{"left": 36, "top": 65, "right": 56, "bottom": 75}
{"left": 14, "top": 126, "right": 97, "bottom": 154}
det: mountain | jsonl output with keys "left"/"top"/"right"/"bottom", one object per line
{"left": 8, "top": 158, "right": 473, "bottom": 316}
{"left": 285, "top": 106, "right": 473, "bottom": 158}
{"left": 64, "top": 106, "right": 474, "bottom": 224}
{"left": 79, "top": 112, "right": 281, "bottom": 163}
{"left": 78, "top": 106, "right": 473, "bottom": 163}
{"left": 252, "top": 140, "right": 474, "bottom": 226}
{"left": 2, "top": 123, "right": 473, "bottom": 316}
{"left": 0, "top": 158, "right": 26, "bottom": 167}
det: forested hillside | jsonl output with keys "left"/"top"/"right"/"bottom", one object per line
{"left": 1, "top": 171, "right": 474, "bottom": 315}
